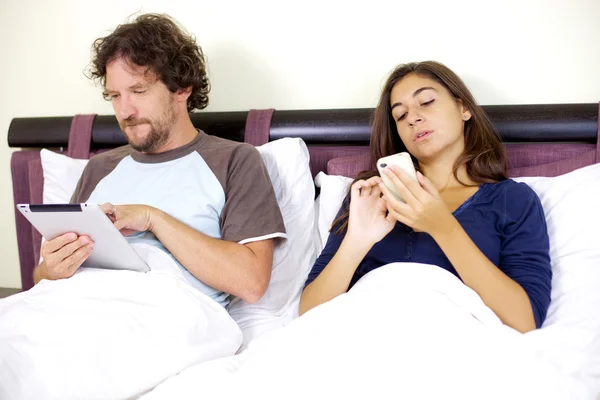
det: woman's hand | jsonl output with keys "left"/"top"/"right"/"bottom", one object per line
{"left": 379, "top": 167, "right": 454, "bottom": 235}
{"left": 299, "top": 176, "right": 395, "bottom": 315}
{"left": 347, "top": 176, "right": 396, "bottom": 245}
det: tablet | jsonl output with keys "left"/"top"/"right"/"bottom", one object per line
{"left": 17, "top": 203, "right": 150, "bottom": 273}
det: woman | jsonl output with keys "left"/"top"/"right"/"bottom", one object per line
{"left": 299, "top": 61, "right": 552, "bottom": 333}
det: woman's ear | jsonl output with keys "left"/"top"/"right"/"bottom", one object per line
{"left": 457, "top": 99, "right": 472, "bottom": 121}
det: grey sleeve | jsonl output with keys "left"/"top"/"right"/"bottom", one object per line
{"left": 220, "top": 144, "right": 286, "bottom": 243}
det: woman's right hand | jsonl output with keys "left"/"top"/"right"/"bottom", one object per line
{"left": 347, "top": 176, "right": 396, "bottom": 246}
{"left": 299, "top": 176, "right": 394, "bottom": 316}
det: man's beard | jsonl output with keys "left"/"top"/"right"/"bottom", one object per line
{"left": 120, "top": 103, "right": 175, "bottom": 153}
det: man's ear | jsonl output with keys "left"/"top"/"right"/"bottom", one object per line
{"left": 175, "top": 86, "right": 192, "bottom": 103}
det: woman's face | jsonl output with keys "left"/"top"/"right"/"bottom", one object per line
{"left": 389, "top": 73, "right": 471, "bottom": 163}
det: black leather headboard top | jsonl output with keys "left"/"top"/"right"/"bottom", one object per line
{"left": 7, "top": 103, "right": 599, "bottom": 150}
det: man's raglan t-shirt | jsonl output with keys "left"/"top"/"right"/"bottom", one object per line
{"left": 70, "top": 131, "right": 286, "bottom": 307}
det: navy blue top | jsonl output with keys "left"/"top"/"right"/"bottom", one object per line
{"left": 305, "top": 179, "right": 552, "bottom": 328}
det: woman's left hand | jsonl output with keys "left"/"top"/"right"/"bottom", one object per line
{"left": 379, "top": 167, "right": 453, "bottom": 235}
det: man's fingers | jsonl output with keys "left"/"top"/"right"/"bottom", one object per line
{"left": 113, "top": 219, "right": 132, "bottom": 232}
{"left": 64, "top": 244, "right": 94, "bottom": 274}
{"left": 54, "top": 236, "right": 92, "bottom": 262}
{"left": 42, "top": 232, "right": 78, "bottom": 255}
{"left": 44, "top": 240, "right": 92, "bottom": 279}
{"left": 99, "top": 202, "right": 116, "bottom": 215}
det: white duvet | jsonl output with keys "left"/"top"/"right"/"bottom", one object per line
{"left": 0, "top": 244, "right": 242, "bottom": 400}
{"left": 141, "top": 263, "right": 596, "bottom": 400}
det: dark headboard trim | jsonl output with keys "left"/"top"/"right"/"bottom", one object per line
{"left": 268, "top": 104, "right": 599, "bottom": 144}
{"left": 7, "top": 103, "right": 599, "bottom": 149}
{"left": 7, "top": 112, "right": 249, "bottom": 148}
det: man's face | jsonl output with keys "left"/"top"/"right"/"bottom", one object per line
{"left": 104, "top": 58, "right": 177, "bottom": 153}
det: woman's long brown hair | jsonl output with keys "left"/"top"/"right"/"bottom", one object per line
{"left": 331, "top": 61, "right": 508, "bottom": 234}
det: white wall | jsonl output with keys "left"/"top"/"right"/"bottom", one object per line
{"left": 1, "top": 0, "right": 599, "bottom": 288}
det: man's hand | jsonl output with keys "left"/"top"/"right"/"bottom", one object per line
{"left": 100, "top": 203, "right": 157, "bottom": 236}
{"left": 37, "top": 232, "right": 94, "bottom": 282}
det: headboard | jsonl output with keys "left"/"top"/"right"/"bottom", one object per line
{"left": 8, "top": 103, "right": 600, "bottom": 290}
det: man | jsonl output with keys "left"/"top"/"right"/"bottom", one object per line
{"left": 1, "top": 14, "right": 286, "bottom": 399}
{"left": 32, "top": 13, "right": 286, "bottom": 307}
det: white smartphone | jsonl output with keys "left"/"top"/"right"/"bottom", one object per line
{"left": 376, "top": 152, "right": 417, "bottom": 202}
{"left": 17, "top": 203, "right": 150, "bottom": 273}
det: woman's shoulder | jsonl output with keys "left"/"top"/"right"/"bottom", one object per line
{"left": 480, "top": 178, "right": 545, "bottom": 221}
{"left": 482, "top": 178, "right": 539, "bottom": 202}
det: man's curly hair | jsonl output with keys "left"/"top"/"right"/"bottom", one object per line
{"left": 88, "top": 13, "right": 210, "bottom": 112}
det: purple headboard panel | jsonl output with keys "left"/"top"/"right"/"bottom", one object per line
{"left": 8, "top": 103, "right": 600, "bottom": 290}
{"left": 11, "top": 152, "right": 42, "bottom": 291}
{"left": 325, "top": 142, "right": 599, "bottom": 179}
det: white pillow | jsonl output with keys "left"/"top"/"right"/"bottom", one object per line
{"left": 39, "top": 139, "right": 321, "bottom": 348}
{"left": 40, "top": 149, "right": 89, "bottom": 204}
{"left": 314, "top": 172, "right": 353, "bottom": 248}
{"left": 227, "top": 138, "right": 321, "bottom": 348}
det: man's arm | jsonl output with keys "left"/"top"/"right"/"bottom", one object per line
{"left": 151, "top": 208, "right": 274, "bottom": 303}
{"left": 102, "top": 203, "right": 274, "bottom": 303}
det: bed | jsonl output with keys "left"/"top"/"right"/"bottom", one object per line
{"left": 5, "top": 103, "right": 600, "bottom": 399}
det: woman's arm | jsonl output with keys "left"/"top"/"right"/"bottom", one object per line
{"left": 430, "top": 219, "right": 536, "bottom": 332}
{"left": 299, "top": 236, "right": 372, "bottom": 315}
{"left": 381, "top": 168, "right": 550, "bottom": 333}
{"left": 299, "top": 177, "right": 395, "bottom": 315}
